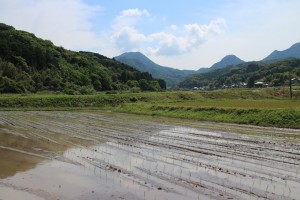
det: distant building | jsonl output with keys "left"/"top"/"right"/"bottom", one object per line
{"left": 254, "top": 82, "right": 268, "bottom": 88}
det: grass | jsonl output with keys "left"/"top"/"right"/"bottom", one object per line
{"left": 161, "top": 99, "right": 300, "bottom": 109}
{"left": 1, "top": 88, "right": 300, "bottom": 128}
{"left": 113, "top": 102, "right": 300, "bottom": 128}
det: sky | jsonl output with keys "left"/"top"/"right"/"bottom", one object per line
{"left": 1, "top": 0, "right": 300, "bottom": 70}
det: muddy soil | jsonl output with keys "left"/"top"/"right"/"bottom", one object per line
{"left": 0, "top": 111, "right": 300, "bottom": 200}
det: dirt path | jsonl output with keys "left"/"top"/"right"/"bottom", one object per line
{"left": 0, "top": 111, "right": 300, "bottom": 200}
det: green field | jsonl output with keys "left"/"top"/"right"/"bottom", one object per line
{"left": 1, "top": 88, "right": 300, "bottom": 128}
{"left": 161, "top": 99, "right": 300, "bottom": 109}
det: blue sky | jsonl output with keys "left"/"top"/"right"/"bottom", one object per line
{"left": 1, "top": 0, "right": 300, "bottom": 70}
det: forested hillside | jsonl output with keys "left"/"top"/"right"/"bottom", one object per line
{"left": 115, "top": 52, "right": 195, "bottom": 88}
{"left": 179, "top": 59, "right": 300, "bottom": 89}
{"left": 0, "top": 23, "right": 166, "bottom": 94}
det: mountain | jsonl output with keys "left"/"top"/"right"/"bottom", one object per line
{"left": 115, "top": 52, "right": 245, "bottom": 88}
{"left": 115, "top": 52, "right": 196, "bottom": 88}
{"left": 194, "top": 55, "right": 244, "bottom": 74}
{"left": 179, "top": 58, "right": 300, "bottom": 89}
{"left": 0, "top": 23, "right": 166, "bottom": 94}
{"left": 196, "top": 67, "right": 210, "bottom": 74}
{"left": 263, "top": 42, "right": 300, "bottom": 61}
{"left": 179, "top": 42, "right": 300, "bottom": 89}
{"left": 210, "top": 55, "right": 245, "bottom": 70}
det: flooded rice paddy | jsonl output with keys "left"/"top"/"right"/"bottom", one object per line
{"left": 0, "top": 111, "right": 300, "bottom": 200}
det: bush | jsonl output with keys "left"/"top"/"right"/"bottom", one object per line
{"left": 130, "top": 87, "right": 141, "bottom": 93}
{"left": 63, "top": 88, "right": 80, "bottom": 95}
{"left": 79, "top": 86, "right": 95, "bottom": 95}
{"left": 130, "top": 96, "right": 138, "bottom": 102}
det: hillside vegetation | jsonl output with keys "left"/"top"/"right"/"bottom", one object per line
{"left": 0, "top": 23, "right": 166, "bottom": 94}
{"left": 179, "top": 58, "right": 300, "bottom": 89}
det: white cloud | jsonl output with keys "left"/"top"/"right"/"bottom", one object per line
{"left": 119, "top": 8, "right": 150, "bottom": 18}
{"left": 148, "top": 32, "right": 183, "bottom": 55}
{"left": 0, "top": 1, "right": 227, "bottom": 67}
{"left": 114, "top": 8, "right": 150, "bottom": 29}
{"left": 1, "top": 1, "right": 300, "bottom": 70}
{"left": 111, "top": 8, "right": 226, "bottom": 56}
{"left": 0, "top": 0, "right": 102, "bottom": 50}
{"left": 147, "top": 18, "right": 226, "bottom": 56}
{"left": 168, "top": 1, "right": 300, "bottom": 70}
{"left": 114, "top": 27, "right": 148, "bottom": 52}
{"left": 112, "top": 8, "right": 151, "bottom": 52}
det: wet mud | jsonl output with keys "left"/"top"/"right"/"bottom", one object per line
{"left": 0, "top": 111, "right": 300, "bottom": 200}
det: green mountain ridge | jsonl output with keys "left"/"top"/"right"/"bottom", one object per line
{"left": 263, "top": 42, "right": 300, "bottom": 61}
{"left": 0, "top": 23, "right": 166, "bottom": 94}
{"left": 115, "top": 52, "right": 196, "bottom": 88}
{"left": 115, "top": 51, "right": 248, "bottom": 88}
{"left": 210, "top": 55, "right": 245, "bottom": 70}
{"left": 116, "top": 42, "right": 300, "bottom": 89}
{"left": 179, "top": 59, "right": 300, "bottom": 89}
{"left": 179, "top": 42, "right": 300, "bottom": 89}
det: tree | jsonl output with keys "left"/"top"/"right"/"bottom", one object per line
{"left": 139, "top": 79, "right": 149, "bottom": 91}
{"left": 149, "top": 81, "right": 161, "bottom": 91}
{"left": 158, "top": 79, "right": 166, "bottom": 90}
{"left": 99, "top": 71, "right": 112, "bottom": 91}
{"left": 296, "top": 68, "right": 300, "bottom": 77}
{"left": 1, "top": 61, "right": 17, "bottom": 78}
{"left": 247, "top": 76, "right": 255, "bottom": 88}
{"left": 0, "top": 76, "right": 24, "bottom": 93}
{"left": 126, "top": 80, "right": 139, "bottom": 88}
{"left": 91, "top": 74, "right": 102, "bottom": 91}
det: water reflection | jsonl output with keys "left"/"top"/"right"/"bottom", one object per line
{"left": 0, "top": 111, "right": 300, "bottom": 200}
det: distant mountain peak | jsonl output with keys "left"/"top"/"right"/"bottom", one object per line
{"left": 290, "top": 42, "right": 300, "bottom": 48}
{"left": 210, "top": 54, "right": 244, "bottom": 70}
{"left": 115, "top": 52, "right": 157, "bottom": 69}
{"left": 115, "top": 52, "right": 196, "bottom": 88}
{"left": 119, "top": 51, "right": 145, "bottom": 57}
{"left": 263, "top": 42, "right": 300, "bottom": 61}
{"left": 223, "top": 54, "right": 239, "bottom": 59}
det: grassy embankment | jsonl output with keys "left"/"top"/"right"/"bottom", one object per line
{"left": 1, "top": 87, "right": 300, "bottom": 128}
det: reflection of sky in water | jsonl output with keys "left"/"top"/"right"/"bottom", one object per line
{"left": 0, "top": 186, "right": 44, "bottom": 200}
{"left": 1, "top": 111, "right": 300, "bottom": 200}
{"left": 61, "top": 126, "right": 300, "bottom": 200}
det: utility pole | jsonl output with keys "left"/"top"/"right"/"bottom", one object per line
{"left": 289, "top": 71, "right": 293, "bottom": 99}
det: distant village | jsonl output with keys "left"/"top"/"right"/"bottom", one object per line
{"left": 192, "top": 78, "right": 300, "bottom": 90}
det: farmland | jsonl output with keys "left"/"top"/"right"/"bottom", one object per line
{"left": 1, "top": 88, "right": 300, "bottom": 128}
{"left": 0, "top": 110, "right": 300, "bottom": 200}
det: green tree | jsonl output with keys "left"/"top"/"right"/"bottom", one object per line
{"left": 149, "top": 81, "right": 161, "bottom": 91}
{"left": 139, "top": 79, "right": 149, "bottom": 91}
{"left": 1, "top": 62, "right": 17, "bottom": 78}
{"left": 247, "top": 76, "right": 255, "bottom": 88}
{"left": 126, "top": 80, "right": 139, "bottom": 88}
{"left": 158, "top": 79, "right": 166, "bottom": 90}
